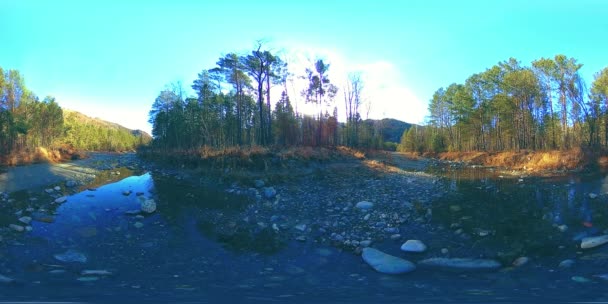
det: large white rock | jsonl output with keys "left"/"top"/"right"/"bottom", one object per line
{"left": 141, "top": 199, "right": 157, "bottom": 214}
{"left": 361, "top": 248, "right": 416, "bottom": 274}
{"left": 418, "top": 258, "right": 501, "bottom": 271}
{"left": 581, "top": 235, "right": 608, "bottom": 249}
{"left": 400, "top": 240, "right": 427, "bottom": 253}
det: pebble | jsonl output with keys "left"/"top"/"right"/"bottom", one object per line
{"left": 355, "top": 201, "right": 374, "bottom": 210}
{"left": 400, "top": 240, "right": 427, "bottom": 253}
{"left": 134, "top": 222, "right": 144, "bottom": 229}
{"left": 263, "top": 187, "right": 277, "bottom": 199}
{"left": 9, "top": 224, "right": 24, "bottom": 232}
{"left": 53, "top": 186, "right": 61, "bottom": 191}
{"left": 589, "top": 193, "right": 598, "bottom": 199}
{"left": 384, "top": 227, "right": 399, "bottom": 234}
{"left": 18, "top": 216, "right": 32, "bottom": 225}
{"left": 45, "top": 188, "right": 54, "bottom": 194}
{"left": 294, "top": 224, "right": 307, "bottom": 232}
{"left": 54, "top": 196, "right": 67, "bottom": 204}
{"left": 559, "top": 259, "right": 575, "bottom": 268}
{"left": 512, "top": 256, "right": 530, "bottom": 267}
{"left": 361, "top": 248, "right": 416, "bottom": 274}
{"left": 254, "top": 180, "right": 265, "bottom": 188}
{"left": 54, "top": 249, "right": 87, "bottom": 263}
{"left": 363, "top": 214, "right": 371, "bottom": 221}
{"left": 360, "top": 240, "right": 372, "bottom": 247}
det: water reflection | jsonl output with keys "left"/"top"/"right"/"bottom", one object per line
{"left": 432, "top": 167, "right": 608, "bottom": 259}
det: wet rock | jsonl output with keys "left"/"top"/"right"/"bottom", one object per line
{"left": 65, "top": 180, "right": 78, "bottom": 188}
{"left": 141, "top": 199, "right": 157, "bottom": 214}
{"left": 44, "top": 188, "right": 54, "bottom": 194}
{"left": 418, "top": 258, "right": 501, "bottom": 271}
{"left": 363, "top": 214, "right": 371, "bottom": 221}
{"left": 125, "top": 210, "right": 141, "bottom": 215}
{"left": 559, "top": 259, "right": 575, "bottom": 268}
{"left": 54, "top": 249, "right": 87, "bottom": 263}
{"left": 0, "top": 274, "right": 15, "bottom": 284}
{"left": 134, "top": 222, "right": 144, "bottom": 229}
{"left": 589, "top": 193, "right": 598, "bottom": 199}
{"left": 390, "top": 234, "right": 401, "bottom": 240}
{"left": 360, "top": 240, "right": 372, "bottom": 247}
{"left": 18, "top": 216, "right": 32, "bottom": 225}
{"left": 512, "top": 257, "right": 530, "bottom": 267}
{"left": 557, "top": 225, "right": 568, "bottom": 232}
{"left": 361, "top": 248, "right": 416, "bottom": 274}
{"left": 581, "top": 235, "right": 608, "bottom": 249}
{"left": 54, "top": 196, "right": 67, "bottom": 204}
{"left": 122, "top": 190, "right": 132, "bottom": 196}
{"left": 294, "top": 224, "right": 307, "bottom": 232}
{"left": 53, "top": 186, "right": 61, "bottom": 191}
{"left": 81, "top": 270, "right": 112, "bottom": 276}
{"left": 571, "top": 276, "right": 590, "bottom": 283}
{"left": 400, "top": 240, "right": 427, "bottom": 253}
{"left": 263, "top": 187, "right": 277, "bottom": 199}
{"left": 441, "top": 248, "right": 449, "bottom": 254}
{"left": 295, "top": 236, "right": 307, "bottom": 242}
{"left": 384, "top": 227, "right": 399, "bottom": 234}
{"left": 254, "top": 180, "right": 265, "bottom": 188}
{"left": 136, "top": 192, "right": 145, "bottom": 196}
{"left": 9, "top": 224, "right": 24, "bottom": 232}
{"left": 356, "top": 201, "right": 374, "bottom": 210}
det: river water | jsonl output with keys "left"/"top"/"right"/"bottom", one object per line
{"left": 2, "top": 164, "right": 608, "bottom": 302}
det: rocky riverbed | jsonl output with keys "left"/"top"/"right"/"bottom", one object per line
{"left": 2, "top": 152, "right": 608, "bottom": 302}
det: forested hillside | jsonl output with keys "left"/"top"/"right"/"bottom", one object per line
{"left": 399, "top": 55, "right": 608, "bottom": 153}
{"left": 0, "top": 67, "right": 151, "bottom": 165}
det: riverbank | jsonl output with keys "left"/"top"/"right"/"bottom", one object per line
{"left": 0, "top": 146, "right": 88, "bottom": 167}
{"left": 398, "top": 148, "right": 608, "bottom": 174}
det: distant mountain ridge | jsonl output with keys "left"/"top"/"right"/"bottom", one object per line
{"left": 63, "top": 109, "right": 152, "bottom": 141}
{"left": 363, "top": 118, "right": 414, "bottom": 143}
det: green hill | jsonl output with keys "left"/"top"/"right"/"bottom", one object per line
{"left": 62, "top": 109, "right": 152, "bottom": 151}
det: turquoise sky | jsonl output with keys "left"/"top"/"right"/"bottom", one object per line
{"left": 2, "top": 0, "right": 607, "bottom": 133}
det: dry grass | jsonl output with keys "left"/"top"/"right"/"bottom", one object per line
{"left": 0, "top": 146, "right": 87, "bottom": 166}
{"left": 139, "top": 145, "right": 369, "bottom": 171}
{"left": 436, "top": 148, "right": 590, "bottom": 171}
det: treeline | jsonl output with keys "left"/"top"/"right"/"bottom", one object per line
{"left": 148, "top": 42, "right": 388, "bottom": 151}
{"left": 399, "top": 55, "right": 608, "bottom": 153}
{"left": 0, "top": 67, "right": 149, "bottom": 163}
{"left": 0, "top": 67, "right": 64, "bottom": 157}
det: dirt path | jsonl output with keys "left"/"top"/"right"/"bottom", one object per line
{"left": 387, "top": 152, "right": 430, "bottom": 171}
{"left": 0, "top": 153, "right": 139, "bottom": 193}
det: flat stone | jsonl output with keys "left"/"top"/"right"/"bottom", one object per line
{"left": 9, "top": 224, "right": 24, "bottom": 232}
{"left": 54, "top": 249, "right": 87, "bottom": 263}
{"left": 418, "top": 258, "right": 501, "bottom": 271}
{"left": 18, "top": 216, "right": 32, "bottom": 225}
{"left": 361, "top": 248, "right": 416, "bottom": 274}
{"left": 356, "top": 201, "right": 374, "bottom": 210}
{"left": 0, "top": 274, "right": 15, "bottom": 284}
{"left": 559, "top": 259, "right": 575, "bottom": 268}
{"left": 54, "top": 196, "right": 67, "bottom": 204}
{"left": 512, "top": 256, "right": 530, "bottom": 267}
{"left": 400, "top": 240, "right": 427, "bottom": 253}
{"left": 581, "top": 235, "right": 608, "bottom": 249}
